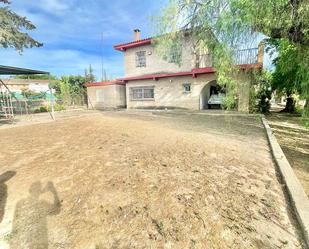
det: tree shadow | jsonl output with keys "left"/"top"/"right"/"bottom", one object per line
{"left": 0, "top": 171, "right": 16, "bottom": 223}
{"left": 10, "top": 181, "right": 61, "bottom": 249}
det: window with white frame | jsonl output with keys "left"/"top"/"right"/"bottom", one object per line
{"left": 135, "top": 51, "right": 146, "bottom": 67}
{"left": 183, "top": 83, "right": 191, "bottom": 93}
{"left": 96, "top": 89, "right": 104, "bottom": 102}
{"left": 130, "top": 86, "right": 154, "bottom": 100}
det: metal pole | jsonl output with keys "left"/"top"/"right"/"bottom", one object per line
{"left": 50, "top": 87, "right": 55, "bottom": 120}
{"left": 8, "top": 91, "right": 14, "bottom": 119}
{"left": 48, "top": 74, "right": 55, "bottom": 120}
{"left": 3, "top": 92, "right": 7, "bottom": 119}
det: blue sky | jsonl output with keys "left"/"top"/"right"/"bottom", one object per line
{"left": 1, "top": 0, "right": 274, "bottom": 79}
{"left": 0, "top": 0, "right": 166, "bottom": 79}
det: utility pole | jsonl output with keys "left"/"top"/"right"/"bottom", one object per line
{"left": 101, "top": 32, "right": 104, "bottom": 82}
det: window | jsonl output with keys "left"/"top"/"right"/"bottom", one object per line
{"left": 96, "top": 89, "right": 104, "bottom": 102}
{"left": 168, "top": 47, "right": 181, "bottom": 64}
{"left": 130, "top": 87, "right": 154, "bottom": 100}
{"left": 136, "top": 51, "right": 146, "bottom": 67}
{"left": 183, "top": 83, "right": 191, "bottom": 93}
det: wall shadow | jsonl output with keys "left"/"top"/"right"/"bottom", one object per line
{"left": 10, "top": 181, "right": 61, "bottom": 249}
{"left": 0, "top": 171, "right": 16, "bottom": 223}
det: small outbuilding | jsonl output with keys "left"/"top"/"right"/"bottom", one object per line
{"left": 86, "top": 81, "right": 126, "bottom": 109}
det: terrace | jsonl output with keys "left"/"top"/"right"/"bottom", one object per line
{"left": 198, "top": 47, "right": 260, "bottom": 68}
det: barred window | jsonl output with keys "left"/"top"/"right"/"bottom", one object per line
{"left": 136, "top": 51, "right": 146, "bottom": 67}
{"left": 168, "top": 47, "right": 181, "bottom": 63}
{"left": 130, "top": 87, "right": 154, "bottom": 100}
{"left": 183, "top": 83, "right": 191, "bottom": 93}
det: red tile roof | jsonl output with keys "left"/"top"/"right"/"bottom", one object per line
{"left": 85, "top": 80, "right": 125, "bottom": 87}
{"left": 86, "top": 64, "right": 262, "bottom": 87}
{"left": 113, "top": 38, "right": 152, "bottom": 51}
{"left": 117, "top": 67, "right": 216, "bottom": 82}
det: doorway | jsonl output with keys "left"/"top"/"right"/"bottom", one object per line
{"left": 199, "top": 80, "right": 217, "bottom": 110}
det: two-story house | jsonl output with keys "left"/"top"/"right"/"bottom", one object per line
{"left": 86, "top": 29, "right": 263, "bottom": 111}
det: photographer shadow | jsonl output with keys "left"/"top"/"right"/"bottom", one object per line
{"left": 0, "top": 171, "right": 16, "bottom": 223}
{"left": 10, "top": 181, "right": 61, "bottom": 249}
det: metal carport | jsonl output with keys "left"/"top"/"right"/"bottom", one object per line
{"left": 0, "top": 65, "right": 54, "bottom": 120}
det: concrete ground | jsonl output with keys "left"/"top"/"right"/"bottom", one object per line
{"left": 0, "top": 110, "right": 306, "bottom": 248}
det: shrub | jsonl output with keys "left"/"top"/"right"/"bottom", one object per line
{"left": 33, "top": 106, "right": 48, "bottom": 113}
{"left": 40, "top": 106, "right": 48, "bottom": 112}
{"left": 47, "top": 103, "right": 66, "bottom": 112}
{"left": 221, "top": 95, "right": 237, "bottom": 110}
{"left": 55, "top": 104, "right": 65, "bottom": 111}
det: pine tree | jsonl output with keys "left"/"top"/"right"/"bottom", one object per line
{"left": 0, "top": 0, "right": 42, "bottom": 52}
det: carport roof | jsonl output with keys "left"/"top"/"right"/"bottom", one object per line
{"left": 0, "top": 65, "right": 49, "bottom": 75}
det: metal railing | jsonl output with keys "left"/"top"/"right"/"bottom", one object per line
{"left": 198, "top": 48, "right": 259, "bottom": 68}
{"left": 233, "top": 48, "right": 259, "bottom": 65}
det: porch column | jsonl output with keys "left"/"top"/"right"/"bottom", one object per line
{"left": 237, "top": 75, "right": 251, "bottom": 113}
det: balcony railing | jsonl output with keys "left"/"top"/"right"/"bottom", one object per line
{"left": 234, "top": 48, "right": 259, "bottom": 65}
{"left": 198, "top": 48, "right": 259, "bottom": 68}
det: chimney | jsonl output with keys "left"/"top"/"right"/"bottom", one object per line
{"left": 134, "top": 29, "right": 141, "bottom": 41}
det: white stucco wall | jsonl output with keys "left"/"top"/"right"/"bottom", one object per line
{"left": 126, "top": 74, "right": 217, "bottom": 110}
{"left": 28, "top": 83, "right": 49, "bottom": 92}
{"left": 87, "top": 84, "right": 126, "bottom": 109}
{"left": 123, "top": 37, "right": 196, "bottom": 77}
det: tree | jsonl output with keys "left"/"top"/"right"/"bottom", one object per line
{"left": 84, "top": 64, "right": 96, "bottom": 83}
{"left": 271, "top": 40, "right": 301, "bottom": 113}
{"left": 52, "top": 75, "right": 87, "bottom": 105}
{"left": 153, "top": 0, "right": 309, "bottom": 115}
{"left": 0, "top": 0, "right": 42, "bottom": 52}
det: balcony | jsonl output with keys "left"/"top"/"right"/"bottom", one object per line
{"left": 198, "top": 48, "right": 260, "bottom": 68}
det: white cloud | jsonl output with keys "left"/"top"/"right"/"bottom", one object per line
{"left": 0, "top": 48, "right": 124, "bottom": 80}
{"left": 2, "top": 0, "right": 164, "bottom": 78}
{"left": 13, "top": 0, "right": 71, "bottom": 15}
{"left": 41, "top": 0, "right": 70, "bottom": 12}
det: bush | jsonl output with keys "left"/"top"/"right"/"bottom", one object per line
{"left": 256, "top": 87, "right": 272, "bottom": 113}
{"left": 34, "top": 106, "right": 48, "bottom": 113}
{"left": 54, "top": 103, "right": 66, "bottom": 111}
{"left": 40, "top": 106, "right": 48, "bottom": 112}
{"left": 221, "top": 95, "right": 237, "bottom": 110}
{"left": 47, "top": 103, "right": 66, "bottom": 112}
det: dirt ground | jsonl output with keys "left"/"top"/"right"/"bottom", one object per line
{"left": 267, "top": 113, "right": 309, "bottom": 197}
{"left": 0, "top": 111, "right": 306, "bottom": 248}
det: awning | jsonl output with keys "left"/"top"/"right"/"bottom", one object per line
{"left": 0, "top": 65, "right": 49, "bottom": 75}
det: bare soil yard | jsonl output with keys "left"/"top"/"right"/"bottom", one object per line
{"left": 0, "top": 111, "right": 306, "bottom": 248}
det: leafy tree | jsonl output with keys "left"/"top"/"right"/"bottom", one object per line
{"left": 271, "top": 40, "right": 301, "bottom": 113}
{"left": 251, "top": 70, "right": 272, "bottom": 113}
{"left": 153, "top": 0, "right": 309, "bottom": 115}
{"left": 0, "top": 0, "right": 42, "bottom": 52}
{"left": 66, "top": 75, "right": 86, "bottom": 96}
{"left": 52, "top": 75, "right": 87, "bottom": 105}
